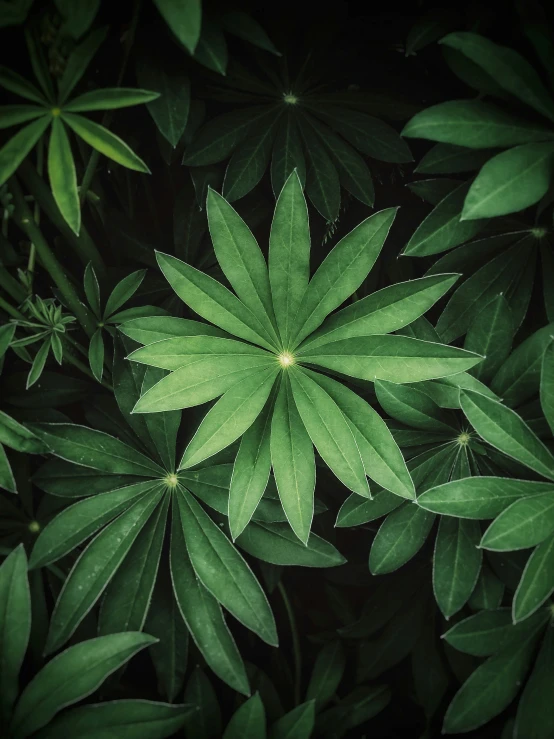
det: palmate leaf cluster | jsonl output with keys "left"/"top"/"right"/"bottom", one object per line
{"left": 1, "top": 2, "right": 554, "bottom": 738}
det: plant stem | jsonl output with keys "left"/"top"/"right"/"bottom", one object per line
{"left": 0, "top": 295, "right": 25, "bottom": 320}
{"left": 278, "top": 581, "right": 302, "bottom": 705}
{"left": 10, "top": 177, "right": 95, "bottom": 337}
{"left": 0, "top": 267, "right": 27, "bottom": 304}
{"left": 79, "top": 0, "right": 142, "bottom": 205}
{"left": 19, "top": 160, "right": 106, "bottom": 277}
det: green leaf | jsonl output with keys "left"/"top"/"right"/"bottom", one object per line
{"left": 34, "top": 699, "right": 192, "bottom": 739}
{"left": 153, "top": 0, "right": 202, "bottom": 54}
{"left": 369, "top": 504, "right": 435, "bottom": 574}
{"left": 541, "top": 342, "right": 554, "bottom": 437}
{"left": 104, "top": 269, "right": 145, "bottom": 318}
{"left": 176, "top": 487, "right": 277, "bottom": 645}
{"left": 305, "top": 641, "right": 345, "bottom": 710}
{"left": 156, "top": 251, "right": 277, "bottom": 351}
{"left": 26, "top": 339, "right": 50, "bottom": 389}
{"left": 206, "top": 189, "right": 279, "bottom": 344}
{"left": 336, "top": 488, "right": 404, "bottom": 527}
{"left": 120, "top": 316, "right": 229, "bottom": 345}
{"left": 136, "top": 54, "right": 189, "bottom": 148}
{"left": 193, "top": 18, "right": 227, "bottom": 75}
{"left": 0, "top": 445, "right": 16, "bottom": 493}
{"left": 269, "top": 701, "right": 315, "bottom": 739}
{"left": 298, "top": 115, "right": 340, "bottom": 222}
{"left": 0, "top": 546, "right": 30, "bottom": 724}
{"left": 375, "top": 379, "right": 455, "bottom": 432}
{"left": 440, "top": 32, "right": 554, "bottom": 122}
{"left": 169, "top": 508, "right": 249, "bottom": 695}
{"left": 442, "top": 619, "right": 544, "bottom": 734}
{"left": 418, "top": 477, "right": 554, "bottom": 518}
{"left": 10, "top": 632, "right": 157, "bottom": 738}
{"left": 29, "top": 423, "right": 165, "bottom": 477}
{"left": 0, "top": 412, "right": 48, "bottom": 454}
{"left": 270, "top": 115, "right": 305, "bottom": 197}
{"left": 513, "top": 532, "right": 554, "bottom": 623}
{"left": 311, "top": 372, "right": 414, "bottom": 499}
{"left": 64, "top": 88, "right": 159, "bottom": 113}
{"left": 492, "top": 323, "right": 554, "bottom": 408}
{"left": 58, "top": 26, "right": 107, "bottom": 103}
{"left": 514, "top": 626, "right": 554, "bottom": 739}
{"left": 179, "top": 367, "right": 278, "bottom": 469}
{"left": 460, "top": 390, "right": 554, "bottom": 481}
{"left": 290, "top": 368, "right": 369, "bottom": 496}
{"left": 464, "top": 294, "right": 513, "bottom": 382}
{"left": 269, "top": 170, "right": 310, "bottom": 347}
{"left": 433, "top": 517, "right": 482, "bottom": 619}
{"left": 44, "top": 490, "right": 163, "bottom": 654}
{"left": 416, "top": 142, "right": 496, "bottom": 174}
{"left": 0, "top": 65, "right": 47, "bottom": 103}
{"left": 403, "top": 181, "right": 486, "bottom": 257}
{"left": 462, "top": 143, "right": 554, "bottom": 219}
{"left": 83, "top": 263, "right": 100, "bottom": 316}
{"left": 97, "top": 496, "right": 169, "bottom": 635}
{"left": 29, "top": 480, "right": 155, "bottom": 569}
{"left": 442, "top": 608, "right": 548, "bottom": 657}
{"left": 409, "top": 177, "right": 463, "bottom": 205}
{"left": 317, "top": 686, "right": 391, "bottom": 735}
{"left": 299, "top": 335, "right": 482, "bottom": 383}
{"left": 221, "top": 12, "right": 280, "bottom": 55}
{"left": 291, "top": 208, "right": 397, "bottom": 347}
{"left": 0, "top": 104, "right": 47, "bottom": 129}
{"left": 468, "top": 565, "right": 504, "bottom": 611}
{"left": 270, "top": 375, "right": 315, "bottom": 544}
{"left": 88, "top": 329, "right": 104, "bottom": 382}
{"left": 0, "top": 116, "right": 50, "bottom": 187}
{"left": 223, "top": 117, "right": 279, "bottom": 201}
{"left": 402, "top": 100, "right": 554, "bottom": 148}
{"left": 235, "top": 521, "right": 345, "bottom": 567}
{"left": 229, "top": 399, "right": 273, "bottom": 540}
{"left": 62, "top": 112, "right": 150, "bottom": 173}
{"left": 223, "top": 693, "right": 266, "bottom": 739}
{"left": 183, "top": 667, "right": 221, "bottom": 739}
{"left": 54, "top": 0, "right": 100, "bottom": 40}
{"left": 141, "top": 367, "right": 181, "bottom": 472}
{"left": 480, "top": 492, "right": 554, "bottom": 551}
{"left": 299, "top": 274, "right": 459, "bottom": 352}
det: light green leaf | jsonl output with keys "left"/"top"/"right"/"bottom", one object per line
{"left": 375, "top": 379, "right": 455, "bottom": 432}
{"left": 206, "top": 189, "right": 279, "bottom": 344}
{"left": 179, "top": 367, "right": 278, "bottom": 469}
{"left": 34, "top": 699, "right": 192, "bottom": 739}
{"left": 440, "top": 32, "right": 554, "bottom": 122}
{"left": 514, "top": 626, "right": 554, "bottom": 739}
{"left": 229, "top": 398, "right": 273, "bottom": 540}
{"left": 10, "top": 632, "right": 157, "bottom": 738}
{"left": 460, "top": 390, "right": 554, "bottom": 481}
{"left": 62, "top": 112, "right": 150, "bottom": 172}
{"left": 541, "top": 342, "right": 554, "bottom": 436}
{"left": 155, "top": 251, "right": 277, "bottom": 351}
{"left": 235, "top": 521, "right": 345, "bottom": 567}
{"left": 299, "top": 335, "right": 482, "bottom": 383}
{"left": 28, "top": 423, "right": 165, "bottom": 477}
{"left": 64, "top": 88, "right": 159, "bottom": 113}
{"left": 513, "top": 532, "right": 554, "bottom": 623}
{"left": 269, "top": 170, "right": 310, "bottom": 347}
{"left": 433, "top": 517, "right": 482, "bottom": 619}
{"left": 120, "top": 316, "right": 229, "bottom": 345}
{"left": 169, "top": 508, "right": 249, "bottom": 695}
{"left": 0, "top": 546, "right": 30, "bottom": 724}
{"left": 176, "top": 487, "right": 277, "bottom": 645}
{"left": 298, "top": 274, "right": 459, "bottom": 352}
{"left": 442, "top": 619, "right": 544, "bottom": 734}
{"left": 290, "top": 208, "right": 397, "bottom": 347}
{"left": 462, "top": 143, "right": 554, "bottom": 220}
{"left": 311, "top": 372, "right": 414, "bottom": 499}
{"left": 290, "top": 367, "right": 369, "bottom": 497}
{"left": 369, "top": 504, "right": 435, "bottom": 574}
{"left": 402, "top": 100, "right": 554, "bottom": 147}
{"left": 44, "top": 490, "right": 163, "bottom": 654}
{"left": 0, "top": 116, "right": 50, "bottom": 187}
{"left": 418, "top": 477, "right": 554, "bottom": 519}
{"left": 403, "top": 181, "right": 485, "bottom": 257}
{"left": 270, "top": 375, "right": 315, "bottom": 544}
{"left": 464, "top": 294, "right": 513, "bottom": 382}
{"left": 223, "top": 693, "right": 266, "bottom": 739}
{"left": 104, "top": 269, "right": 145, "bottom": 318}
{"left": 153, "top": 0, "right": 202, "bottom": 54}
{"left": 480, "top": 492, "right": 554, "bottom": 551}
{"left": 29, "top": 480, "right": 155, "bottom": 569}
{"left": 0, "top": 412, "right": 48, "bottom": 454}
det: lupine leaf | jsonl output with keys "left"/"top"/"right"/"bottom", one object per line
{"left": 480, "top": 492, "right": 554, "bottom": 551}
{"left": 464, "top": 294, "right": 513, "bottom": 382}
{"left": 369, "top": 504, "right": 435, "bottom": 574}
{"left": 433, "top": 517, "right": 482, "bottom": 619}
{"left": 513, "top": 532, "right": 554, "bottom": 623}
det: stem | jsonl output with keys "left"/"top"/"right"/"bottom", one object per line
{"left": 278, "top": 581, "right": 302, "bottom": 705}
{"left": 0, "top": 295, "right": 25, "bottom": 320}
{"left": 79, "top": 0, "right": 142, "bottom": 205}
{"left": 19, "top": 160, "right": 106, "bottom": 277}
{"left": 0, "top": 266, "right": 27, "bottom": 303}
{"left": 10, "top": 177, "right": 95, "bottom": 337}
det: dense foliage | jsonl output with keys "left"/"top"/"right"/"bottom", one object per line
{"left": 1, "top": 1, "right": 553, "bottom": 737}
